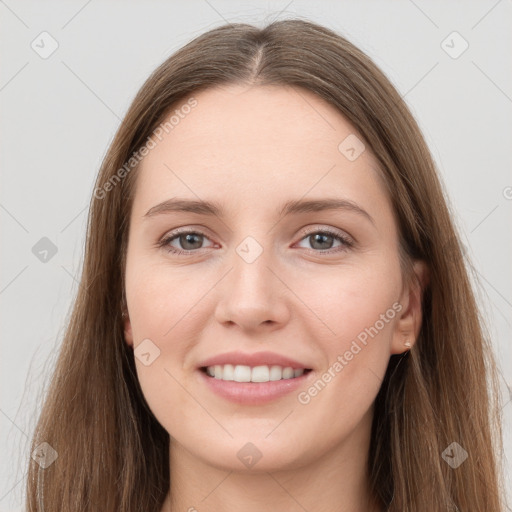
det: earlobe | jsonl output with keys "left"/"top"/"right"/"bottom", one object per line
{"left": 391, "top": 260, "right": 429, "bottom": 354}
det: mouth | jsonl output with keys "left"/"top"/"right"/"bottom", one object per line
{"left": 200, "top": 364, "right": 313, "bottom": 383}
{"left": 196, "top": 350, "right": 315, "bottom": 404}
{"left": 198, "top": 364, "right": 314, "bottom": 404}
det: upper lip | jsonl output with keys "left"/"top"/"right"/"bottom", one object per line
{"left": 198, "top": 350, "right": 311, "bottom": 369}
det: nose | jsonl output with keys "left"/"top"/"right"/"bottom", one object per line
{"left": 214, "top": 243, "right": 290, "bottom": 333}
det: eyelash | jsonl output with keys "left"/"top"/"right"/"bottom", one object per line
{"left": 157, "top": 226, "right": 354, "bottom": 256}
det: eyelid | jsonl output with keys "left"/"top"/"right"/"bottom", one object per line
{"left": 295, "top": 225, "right": 354, "bottom": 244}
{"left": 157, "top": 226, "right": 215, "bottom": 252}
{"left": 292, "top": 226, "right": 354, "bottom": 254}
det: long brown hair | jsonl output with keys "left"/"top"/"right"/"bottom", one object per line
{"left": 25, "top": 18, "right": 505, "bottom": 511}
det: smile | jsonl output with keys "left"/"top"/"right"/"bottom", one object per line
{"left": 198, "top": 366, "right": 314, "bottom": 405}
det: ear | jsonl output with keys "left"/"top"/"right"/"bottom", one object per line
{"left": 391, "top": 260, "right": 429, "bottom": 354}
{"left": 123, "top": 311, "right": 134, "bottom": 348}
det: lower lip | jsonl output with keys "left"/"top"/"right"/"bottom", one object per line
{"left": 197, "top": 369, "right": 313, "bottom": 405}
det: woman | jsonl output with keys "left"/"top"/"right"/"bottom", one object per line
{"left": 25, "top": 18, "right": 505, "bottom": 511}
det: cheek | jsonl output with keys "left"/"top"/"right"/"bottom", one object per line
{"left": 293, "top": 262, "right": 401, "bottom": 349}
{"left": 125, "top": 265, "right": 205, "bottom": 431}
{"left": 290, "top": 290, "right": 398, "bottom": 440}
{"left": 125, "top": 257, "right": 203, "bottom": 343}
{"left": 290, "top": 261, "right": 401, "bottom": 406}
{"left": 124, "top": 259, "right": 196, "bottom": 372}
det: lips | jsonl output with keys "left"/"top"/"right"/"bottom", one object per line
{"left": 197, "top": 350, "right": 312, "bottom": 370}
{"left": 198, "top": 365, "right": 313, "bottom": 404}
{"left": 196, "top": 350, "right": 314, "bottom": 404}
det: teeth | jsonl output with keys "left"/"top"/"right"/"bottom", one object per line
{"left": 205, "top": 364, "right": 306, "bottom": 383}
{"left": 269, "top": 365, "right": 282, "bottom": 381}
{"left": 251, "top": 365, "right": 269, "bottom": 382}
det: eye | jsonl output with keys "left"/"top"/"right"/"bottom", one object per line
{"left": 295, "top": 228, "right": 353, "bottom": 253}
{"left": 158, "top": 228, "right": 215, "bottom": 254}
{"left": 157, "top": 226, "right": 354, "bottom": 256}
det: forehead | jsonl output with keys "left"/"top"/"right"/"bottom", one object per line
{"left": 132, "top": 84, "right": 391, "bottom": 223}
{"left": 153, "top": 83, "right": 364, "bottom": 157}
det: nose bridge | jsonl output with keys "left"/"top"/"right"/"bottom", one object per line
{"left": 214, "top": 232, "right": 289, "bottom": 329}
{"left": 230, "top": 234, "right": 277, "bottom": 301}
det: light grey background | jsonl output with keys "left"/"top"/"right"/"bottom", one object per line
{"left": 1, "top": 1, "right": 511, "bottom": 510}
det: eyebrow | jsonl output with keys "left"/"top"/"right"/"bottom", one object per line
{"left": 143, "top": 197, "right": 375, "bottom": 225}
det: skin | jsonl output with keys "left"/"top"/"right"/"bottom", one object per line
{"left": 123, "top": 84, "right": 427, "bottom": 512}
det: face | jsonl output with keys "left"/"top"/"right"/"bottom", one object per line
{"left": 123, "top": 84, "right": 424, "bottom": 472}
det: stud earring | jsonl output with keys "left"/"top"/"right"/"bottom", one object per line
{"left": 404, "top": 340, "right": 412, "bottom": 348}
